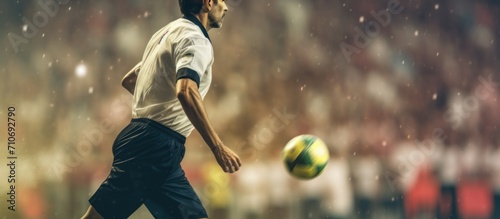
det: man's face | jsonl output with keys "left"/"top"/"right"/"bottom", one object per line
{"left": 208, "top": 0, "right": 228, "bottom": 28}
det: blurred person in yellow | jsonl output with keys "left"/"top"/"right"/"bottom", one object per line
{"left": 81, "top": 0, "right": 242, "bottom": 218}
{"left": 201, "top": 161, "right": 232, "bottom": 219}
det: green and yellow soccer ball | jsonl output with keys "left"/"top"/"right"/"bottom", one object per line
{"left": 282, "top": 135, "right": 329, "bottom": 179}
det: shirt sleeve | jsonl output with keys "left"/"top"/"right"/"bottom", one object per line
{"left": 174, "top": 36, "right": 213, "bottom": 87}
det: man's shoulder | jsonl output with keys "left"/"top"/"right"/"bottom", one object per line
{"left": 148, "top": 18, "right": 210, "bottom": 49}
{"left": 167, "top": 18, "right": 207, "bottom": 40}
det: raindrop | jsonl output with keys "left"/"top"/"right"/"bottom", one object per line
{"left": 76, "top": 64, "right": 87, "bottom": 77}
{"left": 359, "top": 16, "right": 364, "bottom": 23}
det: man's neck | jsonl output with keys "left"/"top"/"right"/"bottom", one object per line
{"left": 192, "top": 13, "right": 211, "bottom": 31}
{"left": 183, "top": 13, "right": 212, "bottom": 43}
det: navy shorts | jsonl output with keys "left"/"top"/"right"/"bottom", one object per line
{"left": 89, "top": 118, "right": 208, "bottom": 219}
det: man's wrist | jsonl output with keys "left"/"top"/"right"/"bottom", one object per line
{"left": 209, "top": 142, "right": 223, "bottom": 152}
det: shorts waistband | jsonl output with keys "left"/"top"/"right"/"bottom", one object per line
{"left": 131, "top": 118, "right": 186, "bottom": 144}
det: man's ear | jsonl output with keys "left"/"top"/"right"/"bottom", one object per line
{"left": 202, "top": 0, "right": 212, "bottom": 12}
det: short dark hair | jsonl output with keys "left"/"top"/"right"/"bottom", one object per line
{"left": 178, "top": 0, "right": 218, "bottom": 14}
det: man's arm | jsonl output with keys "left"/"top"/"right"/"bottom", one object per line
{"left": 176, "top": 78, "right": 242, "bottom": 173}
{"left": 121, "top": 62, "right": 141, "bottom": 94}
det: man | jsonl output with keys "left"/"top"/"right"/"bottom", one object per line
{"left": 82, "top": 0, "right": 241, "bottom": 218}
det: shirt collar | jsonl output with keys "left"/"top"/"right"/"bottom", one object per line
{"left": 182, "top": 14, "right": 211, "bottom": 43}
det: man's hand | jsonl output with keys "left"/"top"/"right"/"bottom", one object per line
{"left": 211, "top": 144, "right": 242, "bottom": 173}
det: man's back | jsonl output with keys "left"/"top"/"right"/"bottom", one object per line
{"left": 133, "top": 17, "right": 214, "bottom": 137}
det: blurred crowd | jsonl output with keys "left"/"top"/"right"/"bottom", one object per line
{"left": 1, "top": 0, "right": 500, "bottom": 218}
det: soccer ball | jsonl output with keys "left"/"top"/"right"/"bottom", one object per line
{"left": 282, "top": 134, "right": 329, "bottom": 179}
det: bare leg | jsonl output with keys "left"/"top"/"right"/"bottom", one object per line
{"left": 81, "top": 206, "right": 104, "bottom": 219}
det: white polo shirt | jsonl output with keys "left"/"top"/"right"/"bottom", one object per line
{"left": 132, "top": 15, "right": 214, "bottom": 137}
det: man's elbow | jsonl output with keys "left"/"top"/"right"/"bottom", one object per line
{"left": 121, "top": 80, "right": 131, "bottom": 92}
{"left": 176, "top": 79, "right": 197, "bottom": 102}
{"left": 121, "top": 78, "right": 128, "bottom": 89}
{"left": 176, "top": 86, "right": 189, "bottom": 102}
{"left": 122, "top": 74, "right": 136, "bottom": 89}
